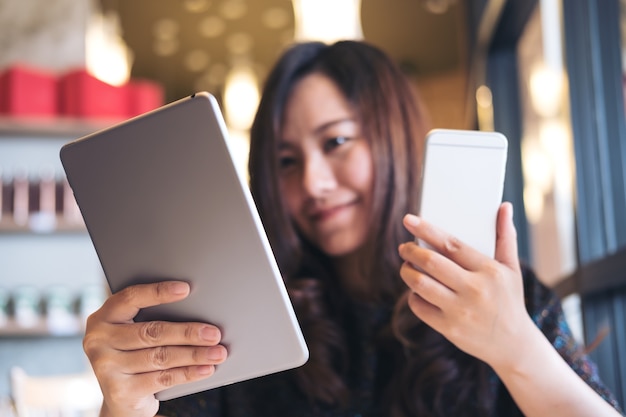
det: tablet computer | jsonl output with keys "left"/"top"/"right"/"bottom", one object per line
{"left": 60, "top": 92, "right": 309, "bottom": 401}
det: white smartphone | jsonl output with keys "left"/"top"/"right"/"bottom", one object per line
{"left": 417, "top": 129, "right": 508, "bottom": 258}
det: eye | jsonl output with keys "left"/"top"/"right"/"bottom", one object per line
{"left": 323, "top": 136, "right": 349, "bottom": 152}
{"left": 278, "top": 155, "right": 298, "bottom": 170}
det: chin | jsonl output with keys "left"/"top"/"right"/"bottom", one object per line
{"left": 319, "top": 239, "right": 363, "bottom": 258}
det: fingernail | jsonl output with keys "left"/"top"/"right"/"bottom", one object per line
{"left": 198, "top": 365, "right": 215, "bottom": 375}
{"left": 405, "top": 214, "right": 420, "bottom": 227}
{"left": 171, "top": 282, "right": 189, "bottom": 295}
{"left": 201, "top": 326, "right": 220, "bottom": 341}
{"left": 208, "top": 346, "right": 226, "bottom": 360}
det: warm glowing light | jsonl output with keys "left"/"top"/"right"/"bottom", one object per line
{"left": 199, "top": 16, "right": 226, "bottom": 38}
{"left": 524, "top": 184, "right": 545, "bottom": 224}
{"left": 522, "top": 139, "right": 553, "bottom": 194}
{"left": 226, "top": 33, "right": 253, "bottom": 55}
{"left": 227, "top": 128, "right": 251, "bottom": 182}
{"left": 476, "top": 85, "right": 494, "bottom": 131}
{"left": 529, "top": 63, "right": 563, "bottom": 117}
{"left": 422, "top": 0, "right": 456, "bottom": 14}
{"left": 292, "top": 0, "right": 363, "bottom": 43}
{"left": 476, "top": 85, "right": 493, "bottom": 108}
{"left": 220, "top": 0, "right": 247, "bottom": 20}
{"left": 539, "top": 120, "right": 569, "bottom": 160}
{"left": 153, "top": 18, "right": 179, "bottom": 40}
{"left": 184, "top": 0, "right": 211, "bottom": 14}
{"left": 86, "top": 11, "right": 133, "bottom": 86}
{"left": 539, "top": 120, "right": 575, "bottom": 204}
{"left": 262, "top": 7, "right": 290, "bottom": 29}
{"left": 185, "top": 49, "right": 210, "bottom": 72}
{"left": 224, "top": 65, "right": 260, "bottom": 131}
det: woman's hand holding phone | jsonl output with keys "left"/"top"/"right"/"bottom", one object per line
{"left": 399, "top": 203, "right": 624, "bottom": 417}
{"left": 397, "top": 202, "right": 534, "bottom": 369}
{"left": 83, "top": 281, "right": 228, "bottom": 417}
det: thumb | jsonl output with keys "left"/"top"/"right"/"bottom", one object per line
{"left": 495, "top": 202, "right": 520, "bottom": 272}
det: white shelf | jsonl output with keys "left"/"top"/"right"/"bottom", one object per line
{"left": 0, "top": 216, "right": 85, "bottom": 235}
{"left": 0, "top": 318, "right": 84, "bottom": 338}
{"left": 0, "top": 116, "right": 121, "bottom": 138}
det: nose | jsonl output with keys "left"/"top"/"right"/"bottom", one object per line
{"left": 302, "top": 152, "right": 337, "bottom": 197}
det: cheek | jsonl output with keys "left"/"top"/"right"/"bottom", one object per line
{"left": 279, "top": 177, "right": 302, "bottom": 220}
{"left": 345, "top": 145, "right": 375, "bottom": 196}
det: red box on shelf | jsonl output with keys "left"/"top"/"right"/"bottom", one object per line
{"left": 127, "top": 79, "right": 164, "bottom": 117}
{"left": 0, "top": 65, "right": 57, "bottom": 117}
{"left": 58, "top": 69, "right": 129, "bottom": 119}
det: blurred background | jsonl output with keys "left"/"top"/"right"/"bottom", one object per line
{"left": 1, "top": 0, "right": 626, "bottom": 414}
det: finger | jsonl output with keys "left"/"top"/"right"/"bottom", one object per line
{"left": 403, "top": 214, "right": 486, "bottom": 271}
{"left": 116, "top": 345, "right": 227, "bottom": 374}
{"left": 494, "top": 202, "right": 521, "bottom": 272}
{"left": 122, "top": 364, "right": 219, "bottom": 397}
{"left": 406, "top": 292, "right": 445, "bottom": 331}
{"left": 106, "top": 321, "right": 222, "bottom": 351}
{"left": 99, "top": 281, "right": 190, "bottom": 323}
{"left": 398, "top": 243, "right": 464, "bottom": 293}
{"left": 399, "top": 260, "right": 456, "bottom": 309}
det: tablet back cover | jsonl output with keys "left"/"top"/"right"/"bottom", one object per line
{"left": 60, "top": 92, "right": 308, "bottom": 400}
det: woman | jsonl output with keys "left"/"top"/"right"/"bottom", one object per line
{"left": 84, "top": 41, "right": 623, "bottom": 417}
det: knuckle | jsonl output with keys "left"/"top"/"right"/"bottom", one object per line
{"left": 140, "top": 321, "right": 164, "bottom": 343}
{"left": 191, "top": 347, "right": 200, "bottom": 363}
{"left": 156, "top": 370, "right": 176, "bottom": 387}
{"left": 154, "top": 281, "right": 170, "bottom": 299}
{"left": 84, "top": 310, "right": 100, "bottom": 330}
{"left": 442, "top": 235, "right": 462, "bottom": 255}
{"left": 184, "top": 323, "right": 196, "bottom": 341}
{"left": 410, "top": 272, "right": 429, "bottom": 294}
{"left": 422, "top": 250, "right": 439, "bottom": 272}
{"left": 486, "top": 263, "right": 503, "bottom": 281}
{"left": 120, "top": 285, "right": 139, "bottom": 303}
{"left": 82, "top": 333, "right": 99, "bottom": 356}
{"left": 91, "top": 355, "right": 117, "bottom": 378}
{"left": 150, "top": 346, "right": 170, "bottom": 368}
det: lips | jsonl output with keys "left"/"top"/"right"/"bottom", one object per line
{"left": 308, "top": 200, "right": 357, "bottom": 222}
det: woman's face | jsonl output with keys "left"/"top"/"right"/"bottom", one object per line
{"left": 278, "top": 73, "right": 374, "bottom": 258}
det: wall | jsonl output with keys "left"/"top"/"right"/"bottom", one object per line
{"left": 0, "top": 0, "right": 91, "bottom": 72}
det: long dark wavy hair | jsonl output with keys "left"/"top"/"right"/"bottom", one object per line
{"left": 248, "top": 40, "right": 494, "bottom": 417}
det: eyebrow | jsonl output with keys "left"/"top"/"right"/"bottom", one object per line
{"left": 311, "top": 117, "right": 356, "bottom": 136}
{"left": 278, "top": 117, "right": 358, "bottom": 150}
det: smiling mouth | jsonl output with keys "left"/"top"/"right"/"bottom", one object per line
{"left": 310, "top": 201, "right": 356, "bottom": 222}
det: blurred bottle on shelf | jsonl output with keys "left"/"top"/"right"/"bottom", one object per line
{"left": 79, "top": 283, "right": 107, "bottom": 323}
{"left": 46, "top": 285, "right": 80, "bottom": 335}
{"left": 0, "top": 287, "right": 8, "bottom": 327}
{"left": 13, "top": 286, "right": 41, "bottom": 328}
{"left": 29, "top": 166, "right": 58, "bottom": 233}
{"left": 61, "top": 177, "right": 83, "bottom": 225}
{"left": 12, "top": 168, "right": 29, "bottom": 227}
{"left": 0, "top": 165, "right": 84, "bottom": 231}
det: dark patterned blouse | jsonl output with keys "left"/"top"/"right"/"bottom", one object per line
{"left": 158, "top": 267, "right": 623, "bottom": 417}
